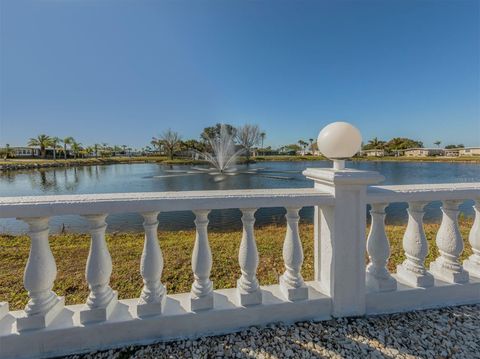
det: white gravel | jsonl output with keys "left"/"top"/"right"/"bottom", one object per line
{"left": 67, "top": 304, "right": 480, "bottom": 359}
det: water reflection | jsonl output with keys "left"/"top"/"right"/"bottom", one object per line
{"left": 0, "top": 161, "right": 479, "bottom": 233}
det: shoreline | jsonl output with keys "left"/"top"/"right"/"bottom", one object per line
{"left": 1, "top": 155, "right": 479, "bottom": 171}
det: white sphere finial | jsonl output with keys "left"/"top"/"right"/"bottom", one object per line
{"left": 317, "top": 122, "right": 362, "bottom": 170}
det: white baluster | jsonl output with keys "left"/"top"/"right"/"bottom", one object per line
{"left": 237, "top": 208, "right": 262, "bottom": 306}
{"left": 137, "top": 211, "right": 166, "bottom": 317}
{"left": 280, "top": 207, "right": 308, "bottom": 301}
{"left": 366, "top": 203, "right": 397, "bottom": 292}
{"left": 190, "top": 210, "right": 213, "bottom": 311}
{"left": 80, "top": 214, "right": 118, "bottom": 324}
{"left": 397, "top": 202, "right": 434, "bottom": 287}
{"left": 17, "top": 217, "right": 64, "bottom": 331}
{"left": 464, "top": 200, "right": 480, "bottom": 278}
{"left": 430, "top": 200, "right": 469, "bottom": 283}
{"left": 0, "top": 302, "right": 7, "bottom": 321}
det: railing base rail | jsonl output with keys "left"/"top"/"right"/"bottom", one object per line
{"left": 0, "top": 283, "right": 331, "bottom": 359}
{"left": 366, "top": 276, "right": 480, "bottom": 314}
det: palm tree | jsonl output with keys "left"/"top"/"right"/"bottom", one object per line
{"left": 85, "top": 146, "right": 94, "bottom": 158}
{"left": 62, "top": 137, "right": 74, "bottom": 160}
{"left": 434, "top": 141, "right": 441, "bottom": 148}
{"left": 260, "top": 132, "right": 266, "bottom": 149}
{"left": 309, "top": 138, "right": 314, "bottom": 153}
{"left": 93, "top": 144, "right": 100, "bottom": 158}
{"left": 1, "top": 143, "right": 14, "bottom": 160}
{"left": 50, "top": 137, "right": 61, "bottom": 160}
{"left": 298, "top": 140, "right": 308, "bottom": 155}
{"left": 28, "top": 134, "right": 52, "bottom": 158}
{"left": 70, "top": 141, "right": 82, "bottom": 159}
{"left": 367, "top": 137, "right": 386, "bottom": 149}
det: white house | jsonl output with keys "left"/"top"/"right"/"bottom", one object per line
{"left": 5, "top": 146, "right": 40, "bottom": 157}
{"left": 459, "top": 147, "right": 480, "bottom": 156}
{"left": 403, "top": 148, "right": 444, "bottom": 157}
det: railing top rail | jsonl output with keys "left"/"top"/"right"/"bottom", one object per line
{"left": 367, "top": 182, "right": 480, "bottom": 204}
{"left": 0, "top": 188, "right": 334, "bottom": 219}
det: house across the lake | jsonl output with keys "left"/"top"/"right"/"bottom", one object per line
{"left": 403, "top": 148, "right": 444, "bottom": 157}
{"left": 459, "top": 147, "right": 480, "bottom": 156}
{"left": 444, "top": 148, "right": 461, "bottom": 157}
{"left": 361, "top": 149, "right": 386, "bottom": 157}
{"left": 5, "top": 146, "right": 41, "bottom": 157}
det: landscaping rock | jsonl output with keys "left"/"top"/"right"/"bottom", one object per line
{"left": 67, "top": 305, "right": 479, "bottom": 359}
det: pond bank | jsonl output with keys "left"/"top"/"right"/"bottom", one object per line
{"left": 1, "top": 155, "right": 479, "bottom": 171}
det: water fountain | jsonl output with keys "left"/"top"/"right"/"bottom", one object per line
{"left": 158, "top": 124, "right": 296, "bottom": 182}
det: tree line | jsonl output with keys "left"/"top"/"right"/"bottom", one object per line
{"left": 362, "top": 137, "right": 464, "bottom": 151}
{"left": 150, "top": 123, "right": 265, "bottom": 161}
{"left": 1, "top": 135, "right": 134, "bottom": 159}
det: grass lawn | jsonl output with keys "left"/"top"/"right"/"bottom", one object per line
{"left": 0, "top": 220, "right": 473, "bottom": 311}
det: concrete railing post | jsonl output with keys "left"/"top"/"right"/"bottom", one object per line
{"left": 303, "top": 167, "right": 384, "bottom": 317}
{"left": 464, "top": 200, "right": 480, "bottom": 277}
{"left": 237, "top": 208, "right": 262, "bottom": 306}
{"left": 190, "top": 210, "right": 213, "bottom": 311}
{"left": 430, "top": 200, "right": 469, "bottom": 283}
{"left": 17, "top": 217, "right": 64, "bottom": 331}
{"left": 80, "top": 214, "right": 118, "bottom": 324}
{"left": 137, "top": 211, "right": 166, "bottom": 317}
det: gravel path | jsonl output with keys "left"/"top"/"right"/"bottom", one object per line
{"left": 68, "top": 305, "right": 479, "bottom": 359}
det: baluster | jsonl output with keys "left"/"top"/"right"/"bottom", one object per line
{"left": 397, "top": 202, "right": 434, "bottom": 287}
{"left": 280, "top": 207, "right": 308, "bottom": 301}
{"left": 17, "top": 217, "right": 64, "bottom": 331}
{"left": 137, "top": 212, "right": 166, "bottom": 317}
{"left": 0, "top": 302, "right": 7, "bottom": 320}
{"left": 80, "top": 214, "right": 118, "bottom": 324}
{"left": 366, "top": 203, "right": 397, "bottom": 292}
{"left": 190, "top": 210, "right": 213, "bottom": 311}
{"left": 430, "top": 200, "right": 469, "bottom": 283}
{"left": 237, "top": 208, "right": 262, "bottom": 306}
{"left": 464, "top": 200, "right": 480, "bottom": 277}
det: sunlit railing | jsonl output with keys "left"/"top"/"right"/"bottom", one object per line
{"left": 0, "top": 170, "right": 479, "bottom": 359}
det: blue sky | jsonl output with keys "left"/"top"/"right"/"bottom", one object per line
{"left": 0, "top": 0, "right": 479, "bottom": 148}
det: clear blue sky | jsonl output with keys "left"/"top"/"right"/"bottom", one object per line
{"left": 1, "top": 0, "right": 479, "bottom": 149}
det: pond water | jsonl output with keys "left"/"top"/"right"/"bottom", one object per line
{"left": 0, "top": 160, "right": 479, "bottom": 233}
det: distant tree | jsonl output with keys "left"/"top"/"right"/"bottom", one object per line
{"left": 298, "top": 140, "right": 308, "bottom": 155}
{"left": 70, "top": 141, "right": 83, "bottom": 159}
{"left": 283, "top": 144, "right": 302, "bottom": 154}
{"left": 50, "top": 137, "right": 61, "bottom": 160}
{"left": 62, "top": 137, "right": 74, "bottom": 160}
{"left": 308, "top": 138, "right": 314, "bottom": 153}
{"left": 155, "top": 129, "right": 182, "bottom": 160}
{"left": 1, "top": 144, "right": 14, "bottom": 160}
{"left": 201, "top": 123, "right": 236, "bottom": 143}
{"left": 182, "top": 139, "right": 206, "bottom": 152}
{"left": 434, "top": 141, "right": 442, "bottom": 148}
{"left": 236, "top": 124, "right": 262, "bottom": 162}
{"left": 28, "top": 134, "right": 52, "bottom": 158}
{"left": 385, "top": 137, "right": 423, "bottom": 151}
{"left": 445, "top": 144, "right": 465, "bottom": 149}
{"left": 112, "top": 145, "right": 122, "bottom": 156}
{"left": 93, "top": 144, "right": 100, "bottom": 158}
{"left": 85, "top": 146, "right": 94, "bottom": 157}
{"left": 150, "top": 138, "right": 162, "bottom": 154}
{"left": 260, "top": 132, "right": 266, "bottom": 149}
{"left": 363, "top": 137, "right": 386, "bottom": 150}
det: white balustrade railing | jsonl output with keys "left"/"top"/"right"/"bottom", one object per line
{"left": 1, "top": 173, "right": 480, "bottom": 359}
